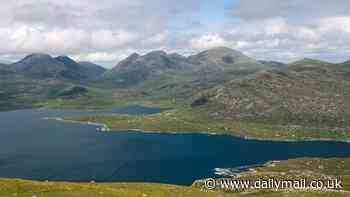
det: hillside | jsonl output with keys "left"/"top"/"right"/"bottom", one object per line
{"left": 188, "top": 47, "right": 267, "bottom": 73}
{"left": 191, "top": 60, "right": 350, "bottom": 133}
{"left": 3, "top": 47, "right": 350, "bottom": 130}
{"left": 337, "top": 60, "right": 350, "bottom": 72}
{"left": 68, "top": 54, "right": 350, "bottom": 141}
{"left": 104, "top": 51, "right": 193, "bottom": 87}
{"left": 12, "top": 54, "right": 106, "bottom": 81}
{"left": 102, "top": 47, "right": 271, "bottom": 99}
{"left": 0, "top": 63, "right": 14, "bottom": 75}
{"left": 259, "top": 60, "right": 287, "bottom": 70}
{"left": 78, "top": 61, "right": 107, "bottom": 80}
{"left": 105, "top": 48, "right": 269, "bottom": 82}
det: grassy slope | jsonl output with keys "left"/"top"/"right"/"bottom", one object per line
{"left": 0, "top": 179, "right": 235, "bottom": 197}
{"left": 1, "top": 158, "right": 349, "bottom": 197}
{"left": 0, "top": 74, "right": 71, "bottom": 111}
{"left": 65, "top": 106, "right": 350, "bottom": 142}
{"left": 61, "top": 69, "right": 350, "bottom": 141}
{"left": 41, "top": 87, "right": 128, "bottom": 110}
{"left": 194, "top": 158, "right": 350, "bottom": 196}
{"left": 337, "top": 61, "right": 350, "bottom": 72}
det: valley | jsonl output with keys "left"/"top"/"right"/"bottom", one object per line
{"left": 3, "top": 47, "right": 343, "bottom": 141}
{"left": 2, "top": 47, "right": 350, "bottom": 197}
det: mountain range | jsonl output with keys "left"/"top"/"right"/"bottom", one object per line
{"left": 4, "top": 47, "right": 346, "bottom": 86}
{"left": 1, "top": 47, "right": 350, "bottom": 132}
{"left": 104, "top": 47, "right": 269, "bottom": 88}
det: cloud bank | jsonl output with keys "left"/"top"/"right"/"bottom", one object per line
{"left": 0, "top": 0, "right": 350, "bottom": 67}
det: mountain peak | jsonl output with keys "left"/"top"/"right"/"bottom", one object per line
{"left": 188, "top": 46, "right": 264, "bottom": 72}
{"left": 55, "top": 55, "right": 74, "bottom": 60}
{"left": 115, "top": 53, "right": 140, "bottom": 69}
{"left": 27, "top": 53, "right": 51, "bottom": 57}
{"left": 21, "top": 53, "right": 52, "bottom": 61}
{"left": 55, "top": 56, "right": 78, "bottom": 65}
{"left": 13, "top": 53, "right": 105, "bottom": 80}
{"left": 200, "top": 47, "right": 244, "bottom": 56}
{"left": 206, "top": 46, "right": 235, "bottom": 52}
{"left": 145, "top": 50, "right": 167, "bottom": 57}
{"left": 129, "top": 52, "right": 140, "bottom": 58}
{"left": 190, "top": 47, "right": 247, "bottom": 61}
{"left": 15, "top": 53, "right": 57, "bottom": 66}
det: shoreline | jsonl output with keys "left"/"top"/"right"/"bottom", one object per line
{"left": 49, "top": 117, "right": 350, "bottom": 143}
{"left": 0, "top": 160, "right": 277, "bottom": 185}
{"left": 1, "top": 158, "right": 350, "bottom": 196}
{"left": 5, "top": 106, "right": 350, "bottom": 143}
{"left": 44, "top": 117, "right": 111, "bottom": 132}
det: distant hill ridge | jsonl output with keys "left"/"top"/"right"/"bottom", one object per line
{"left": 3, "top": 47, "right": 349, "bottom": 87}
{"left": 11, "top": 53, "right": 106, "bottom": 80}
{"left": 104, "top": 47, "right": 271, "bottom": 87}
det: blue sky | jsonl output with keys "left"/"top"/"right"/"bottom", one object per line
{"left": 0, "top": 0, "right": 350, "bottom": 67}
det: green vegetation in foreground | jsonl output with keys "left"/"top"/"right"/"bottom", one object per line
{"left": 0, "top": 179, "right": 231, "bottom": 197}
{"left": 194, "top": 158, "right": 350, "bottom": 196}
{"left": 1, "top": 158, "right": 350, "bottom": 197}
{"left": 65, "top": 106, "right": 350, "bottom": 141}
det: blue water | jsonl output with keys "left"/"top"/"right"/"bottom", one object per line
{"left": 0, "top": 107, "right": 350, "bottom": 185}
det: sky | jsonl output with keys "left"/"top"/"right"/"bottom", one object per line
{"left": 1, "top": 0, "right": 350, "bottom": 67}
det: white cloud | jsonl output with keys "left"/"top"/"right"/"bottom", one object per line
{"left": 319, "top": 17, "right": 350, "bottom": 34}
{"left": 190, "top": 34, "right": 229, "bottom": 50}
{"left": 0, "top": 0, "right": 202, "bottom": 66}
{"left": 187, "top": 14, "right": 350, "bottom": 63}
{"left": 74, "top": 52, "right": 118, "bottom": 62}
{"left": 262, "top": 18, "right": 288, "bottom": 36}
{"left": 1, "top": 0, "right": 350, "bottom": 65}
{"left": 91, "top": 30, "right": 138, "bottom": 50}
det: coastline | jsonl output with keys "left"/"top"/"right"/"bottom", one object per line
{"left": 1, "top": 158, "right": 350, "bottom": 196}
{"left": 44, "top": 117, "right": 111, "bottom": 132}
{"left": 49, "top": 116, "right": 350, "bottom": 143}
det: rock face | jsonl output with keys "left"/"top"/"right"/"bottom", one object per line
{"left": 12, "top": 54, "right": 106, "bottom": 80}
{"left": 192, "top": 63, "right": 350, "bottom": 128}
